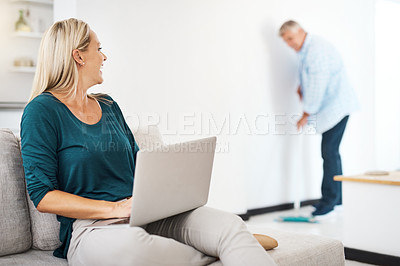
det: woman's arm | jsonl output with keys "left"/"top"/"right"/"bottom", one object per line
{"left": 37, "top": 190, "right": 133, "bottom": 220}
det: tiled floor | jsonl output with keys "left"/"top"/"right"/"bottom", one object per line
{"left": 244, "top": 205, "right": 375, "bottom": 266}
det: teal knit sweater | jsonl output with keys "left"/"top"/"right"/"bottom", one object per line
{"left": 20, "top": 92, "right": 139, "bottom": 258}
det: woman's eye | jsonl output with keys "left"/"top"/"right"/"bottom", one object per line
{"left": 98, "top": 47, "right": 103, "bottom": 51}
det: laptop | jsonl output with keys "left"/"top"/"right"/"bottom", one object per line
{"left": 86, "top": 136, "right": 216, "bottom": 228}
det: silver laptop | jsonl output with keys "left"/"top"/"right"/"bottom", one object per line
{"left": 87, "top": 136, "right": 216, "bottom": 228}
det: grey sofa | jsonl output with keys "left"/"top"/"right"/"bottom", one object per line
{"left": 0, "top": 127, "right": 345, "bottom": 265}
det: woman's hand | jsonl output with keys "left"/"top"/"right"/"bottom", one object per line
{"left": 111, "top": 197, "right": 133, "bottom": 218}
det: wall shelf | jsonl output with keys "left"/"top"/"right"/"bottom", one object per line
{"left": 9, "top": 66, "right": 36, "bottom": 73}
{"left": 0, "top": 102, "right": 26, "bottom": 109}
{"left": 12, "top": 31, "right": 43, "bottom": 38}
{"left": 10, "top": 0, "right": 53, "bottom": 6}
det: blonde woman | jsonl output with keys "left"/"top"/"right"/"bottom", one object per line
{"left": 20, "top": 18, "right": 276, "bottom": 266}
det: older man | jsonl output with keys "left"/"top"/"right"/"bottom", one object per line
{"left": 280, "top": 20, "right": 359, "bottom": 216}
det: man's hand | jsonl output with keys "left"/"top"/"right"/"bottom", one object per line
{"left": 297, "top": 86, "right": 302, "bottom": 101}
{"left": 297, "top": 112, "right": 309, "bottom": 130}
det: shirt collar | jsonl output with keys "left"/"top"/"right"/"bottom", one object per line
{"left": 297, "top": 33, "right": 311, "bottom": 56}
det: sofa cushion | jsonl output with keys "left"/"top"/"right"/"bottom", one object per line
{"left": 132, "top": 125, "right": 164, "bottom": 150}
{"left": 0, "top": 129, "right": 32, "bottom": 256}
{"left": 0, "top": 249, "right": 67, "bottom": 265}
{"left": 26, "top": 194, "right": 62, "bottom": 250}
{"left": 252, "top": 227, "right": 345, "bottom": 266}
{"left": 14, "top": 136, "right": 62, "bottom": 251}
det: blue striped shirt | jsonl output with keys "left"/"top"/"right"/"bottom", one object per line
{"left": 298, "top": 34, "right": 359, "bottom": 133}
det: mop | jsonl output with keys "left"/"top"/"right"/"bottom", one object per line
{"left": 275, "top": 130, "right": 318, "bottom": 224}
{"left": 275, "top": 216, "right": 318, "bottom": 223}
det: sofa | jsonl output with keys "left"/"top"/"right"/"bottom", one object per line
{"left": 0, "top": 127, "right": 345, "bottom": 265}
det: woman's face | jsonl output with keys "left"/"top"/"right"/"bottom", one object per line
{"left": 80, "top": 30, "right": 107, "bottom": 87}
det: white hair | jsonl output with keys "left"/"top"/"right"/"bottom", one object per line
{"left": 279, "top": 20, "right": 303, "bottom": 36}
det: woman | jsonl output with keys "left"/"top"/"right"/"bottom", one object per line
{"left": 20, "top": 18, "right": 276, "bottom": 266}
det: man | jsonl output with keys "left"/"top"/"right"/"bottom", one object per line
{"left": 279, "top": 20, "right": 359, "bottom": 216}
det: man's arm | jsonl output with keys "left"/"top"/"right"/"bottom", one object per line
{"left": 300, "top": 55, "right": 330, "bottom": 115}
{"left": 297, "top": 51, "right": 330, "bottom": 129}
{"left": 297, "top": 85, "right": 302, "bottom": 101}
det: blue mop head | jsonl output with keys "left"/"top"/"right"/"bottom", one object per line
{"left": 275, "top": 216, "right": 318, "bottom": 223}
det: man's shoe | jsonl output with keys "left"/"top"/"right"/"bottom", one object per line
{"left": 313, "top": 199, "right": 341, "bottom": 209}
{"left": 312, "top": 204, "right": 334, "bottom": 216}
{"left": 312, "top": 202, "right": 321, "bottom": 208}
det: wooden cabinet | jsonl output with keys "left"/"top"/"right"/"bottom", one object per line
{"left": 334, "top": 173, "right": 400, "bottom": 257}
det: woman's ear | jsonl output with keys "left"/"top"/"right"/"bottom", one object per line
{"left": 72, "top": 49, "right": 85, "bottom": 66}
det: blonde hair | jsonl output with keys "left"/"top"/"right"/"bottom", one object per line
{"left": 29, "top": 18, "right": 91, "bottom": 102}
{"left": 279, "top": 20, "right": 302, "bottom": 36}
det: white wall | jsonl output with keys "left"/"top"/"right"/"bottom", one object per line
{"left": 58, "top": 0, "right": 375, "bottom": 214}
{"left": 53, "top": 0, "right": 76, "bottom": 21}
{"left": 375, "top": 0, "right": 400, "bottom": 171}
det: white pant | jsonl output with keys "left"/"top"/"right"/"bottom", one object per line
{"left": 67, "top": 206, "right": 276, "bottom": 266}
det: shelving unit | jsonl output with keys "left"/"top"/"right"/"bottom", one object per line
{"left": 10, "top": 0, "right": 53, "bottom": 6}
{"left": 9, "top": 0, "right": 51, "bottom": 74}
{"left": 9, "top": 66, "right": 36, "bottom": 73}
{"left": 11, "top": 31, "right": 43, "bottom": 39}
{"left": 0, "top": 102, "right": 26, "bottom": 109}
{"left": 0, "top": 0, "right": 53, "bottom": 107}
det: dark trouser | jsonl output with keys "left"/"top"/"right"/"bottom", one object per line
{"left": 320, "top": 115, "right": 349, "bottom": 207}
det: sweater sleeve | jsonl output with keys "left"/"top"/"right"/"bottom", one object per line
{"left": 20, "top": 101, "right": 59, "bottom": 207}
